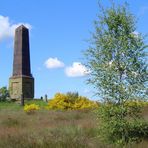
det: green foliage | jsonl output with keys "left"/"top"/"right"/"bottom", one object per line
{"left": 46, "top": 92, "right": 98, "bottom": 110}
{"left": 84, "top": 1, "right": 148, "bottom": 147}
{"left": 96, "top": 103, "right": 148, "bottom": 146}
{"left": 0, "top": 87, "right": 9, "bottom": 102}
{"left": 85, "top": 3, "right": 147, "bottom": 102}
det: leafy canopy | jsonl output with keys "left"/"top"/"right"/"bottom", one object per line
{"left": 85, "top": 3, "right": 147, "bottom": 103}
{"left": 84, "top": 2, "right": 148, "bottom": 146}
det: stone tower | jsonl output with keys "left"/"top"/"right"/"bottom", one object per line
{"left": 9, "top": 25, "right": 34, "bottom": 100}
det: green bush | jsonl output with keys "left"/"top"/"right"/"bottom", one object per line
{"left": 0, "top": 87, "right": 9, "bottom": 102}
{"left": 96, "top": 103, "right": 148, "bottom": 146}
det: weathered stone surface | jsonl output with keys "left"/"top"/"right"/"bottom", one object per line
{"left": 9, "top": 76, "right": 34, "bottom": 100}
{"left": 9, "top": 25, "right": 34, "bottom": 100}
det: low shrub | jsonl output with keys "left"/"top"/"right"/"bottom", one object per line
{"left": 73, "top": 96, "right": 98, "bottom": 110}
{"left": 24, "top": 104, "right": 40, "bottom": 114}
{"left": 46, "top": 92, "right": 99, "bottom": 110}
{"left": 125, "top": 100, "right": 148, "bottom": 107}
{"left": 96, "top": 102, "right": 148, "bottom": 147}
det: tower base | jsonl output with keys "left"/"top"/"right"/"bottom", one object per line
{"left": 9, "top": 76, "right": 34, "bottom": 100}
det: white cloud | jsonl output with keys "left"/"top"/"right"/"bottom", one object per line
{"left": 45, "top": 57, "right": 65, "bottom": 69}
{"left": 0, "top": 15, "right": 31, "bottom": 41}
{"left": 65, "top": 62, "right": 90, "bottom": 77}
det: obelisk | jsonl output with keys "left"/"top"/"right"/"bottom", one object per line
{"left": 9, "top": 25, "right": 34, "bottom": 100}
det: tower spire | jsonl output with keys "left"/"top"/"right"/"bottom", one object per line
{"left": 13, "top": 25, "right": 31, "bottom": 76}
{"left": 9, "top": 25, "right": 34, "bottom": 100}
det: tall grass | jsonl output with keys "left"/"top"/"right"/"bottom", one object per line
{"left": 0, "top": 102, "right": 147, "bottom": 148}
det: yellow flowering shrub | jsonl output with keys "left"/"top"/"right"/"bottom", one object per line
{"left": 73, "top": 96, "right": 98, "bottom": 110}
{"left": 24, "top": 104, "right": 40, "bottom": 113}
{"left": 46, "top": 92, "right": 99, "bottom": 110}
{"left": 46, "top": 93, "right": 74, "bottom": 110}
{"left": 125, "top": 100, "right": 148, "bottom": 107}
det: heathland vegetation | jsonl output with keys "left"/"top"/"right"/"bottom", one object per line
{"left": 0, "top": 90, "right": 148, "bottom": 148}
{"left": 0, "top": 97, "right": 148, "bottom": 148}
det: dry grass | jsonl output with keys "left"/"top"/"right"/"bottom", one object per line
{"left": 0, "top": 102, "right": 147, "bottom": 148}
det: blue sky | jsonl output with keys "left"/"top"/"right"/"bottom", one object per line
{"left": 0, "top": 0, "right": 148, "bottom": 100}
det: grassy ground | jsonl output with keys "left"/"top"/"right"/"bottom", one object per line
{"left": 0, "top": 101, "right": 147, "bottom": 148}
